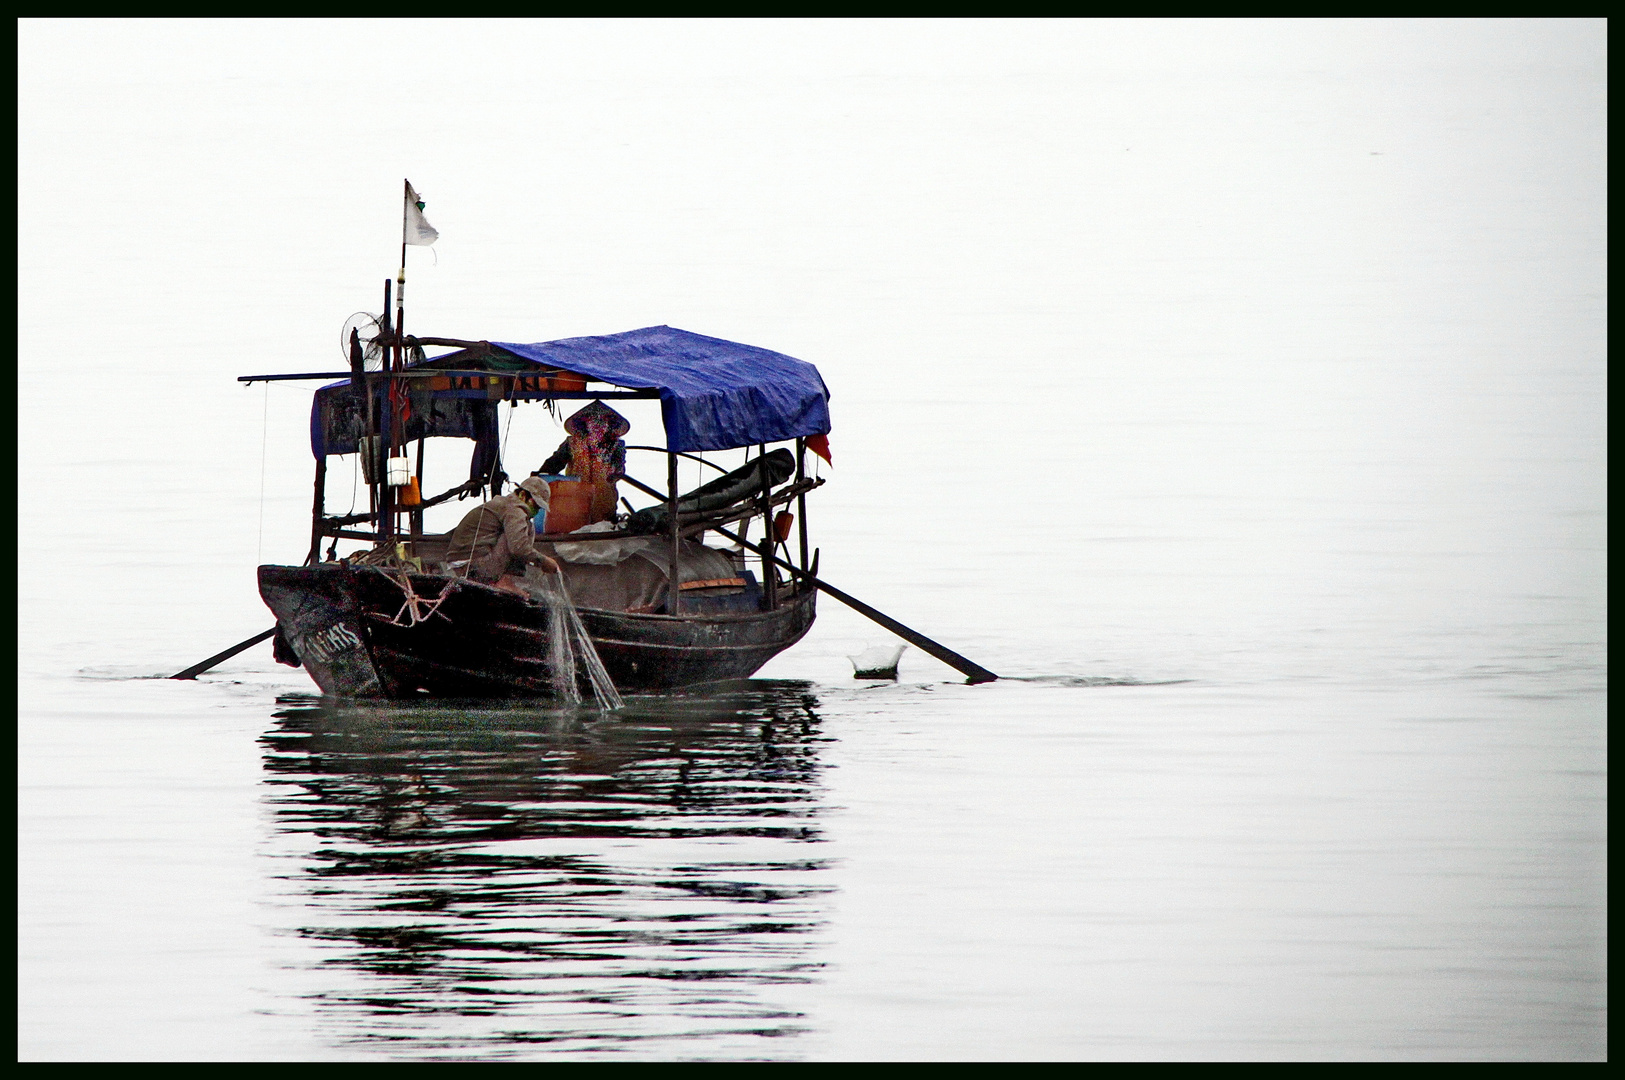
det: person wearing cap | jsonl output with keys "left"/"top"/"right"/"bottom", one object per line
{"left": 536, "top": 400, "right": 629, "bottom": 525}
{"left": 448, "top": 476, "right": 561, "bottom": 584}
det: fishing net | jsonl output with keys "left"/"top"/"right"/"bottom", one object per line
{"left": 530, "top": 573, "right": 624, "bottom": 711}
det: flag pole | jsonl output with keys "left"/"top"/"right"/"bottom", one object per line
{"left": 397, "top": 179, "right": 408, "bottom": 349}
{"left": 388, "top": 180, "right": 410, "bottom": 542}
{"left": 400, "top": 177, "right": 410, "bottom": 278}
{"left": 391, "top": 179, "right": 437, "bottom": 538}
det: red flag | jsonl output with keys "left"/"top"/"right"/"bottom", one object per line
{"left": 807, "top": 433, "right": 832, "bottom": 465}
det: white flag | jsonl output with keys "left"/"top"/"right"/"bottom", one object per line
{"left": 404, "top": 181, "right": 438, "bottom": 246}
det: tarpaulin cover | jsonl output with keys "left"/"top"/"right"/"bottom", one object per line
{"left": 492, "top": 326, "right": 831, "bottom": 453}
{"left": 309, "top": 325, "right": 831, "bottom": 458}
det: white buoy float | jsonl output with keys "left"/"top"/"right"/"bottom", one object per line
{"left": 849, "top": 644, "right": 906, "bottom": 679}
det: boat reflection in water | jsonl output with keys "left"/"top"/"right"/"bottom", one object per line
{"left": 260, "top": 681, "right": 831, "bottom": 1060}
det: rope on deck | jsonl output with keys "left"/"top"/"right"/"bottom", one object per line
{"left": 371, "top": 565, "right": 458, "bottom": 627}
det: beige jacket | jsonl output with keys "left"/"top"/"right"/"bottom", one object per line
{"left": 448, "top": 493, "right": 545, "bottom": 572}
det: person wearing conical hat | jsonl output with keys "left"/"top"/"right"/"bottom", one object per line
{"left": 536, "top": 400, "right": 630, "bottom": 525}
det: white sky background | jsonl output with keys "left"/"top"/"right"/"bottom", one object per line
{"left": 18, "top": 18, "right": 1607, "bottom": 677}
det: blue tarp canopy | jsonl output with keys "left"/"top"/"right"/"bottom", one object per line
{"left": 310, "top": 325, "right": 832, "bottom": 458}
{"left": 493, "top": 325, "right": 831, "bottom": 453}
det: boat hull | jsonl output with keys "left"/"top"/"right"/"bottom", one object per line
{"left": 258, "top": 564, "right": 816, "bottom": 699}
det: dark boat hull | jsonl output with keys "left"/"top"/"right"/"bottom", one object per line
{"left": 259, "top": 564, "right": 816, "bottom": 699}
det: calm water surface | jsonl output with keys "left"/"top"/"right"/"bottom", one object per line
{"left": 18, "top": 658, "right": 1603, "bottom": 1060}
{"left": 19, "top": 20, "right": 1604, "bottom": 1060}
{"left": 260, "top": 687, "right": 832, "bottom": 1057}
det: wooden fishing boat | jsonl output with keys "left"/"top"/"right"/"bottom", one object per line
{"left": 245, "top": 306, "right": 836, "bottom": 700}
{"left": 208, "top": 182, "right": 992, "bottom": 697}
{"left": 258, "top": 560, "right": 817, "bottom": 698}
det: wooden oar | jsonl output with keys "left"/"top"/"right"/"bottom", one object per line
{"left": 170, "top": 628, "right": 277, "bottom": 680}
{"left": 615, "top": 474, "right": 998, "bottom": 684}
{"left": 710, "top": 524, "right": 999, "bottom": 684}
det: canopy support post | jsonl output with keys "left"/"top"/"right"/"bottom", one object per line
{"left": 795, "top": 437, "right": 809, "bottom": 576}
{"left": 667, "top": 445, "right": 681, "bottom": 615}
{"left": 411, "top": 436, "right": 425, "bottom": 537}
{"left": 758, "top": 444, "right": 777, "bottom": 610}
{"left": 306, "top": 456, "right": 326, "bottom": 566}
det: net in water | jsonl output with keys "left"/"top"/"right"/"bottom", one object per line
{"left": 531, "top": 573, "right": 624, "bottom": 711}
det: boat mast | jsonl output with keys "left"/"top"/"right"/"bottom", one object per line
{"left": 377, "top": 278, "right": 394, "bottom": 544}
{"left": 382, "top": 178, "right": 412, "bottom": 545}
{"left": 400, "top": 176, "right": 410, "bottom": 287}
{"left": 387, "top": 264, "right": 405, "bottom": 543}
